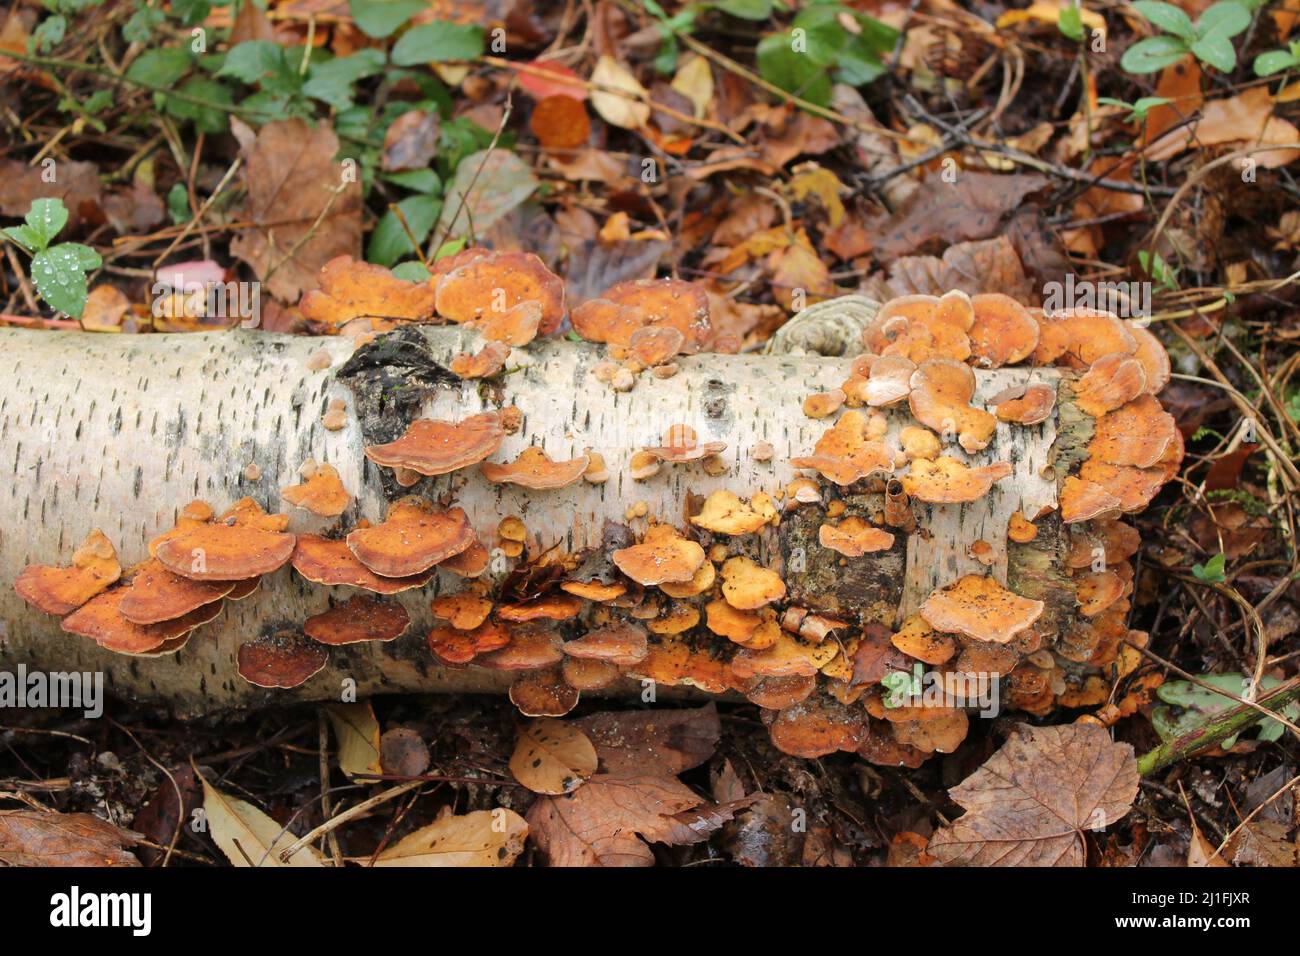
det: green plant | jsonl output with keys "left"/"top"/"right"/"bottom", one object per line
{"left": 757, "top": 1, "right": 897, "bottom": 107}
{"left": 1096, "top": 95, "right": 1172, "bottom": 123}
{"left": 1191, "top": 551, "right": 1226, "bottom": 583}
{"left": 1121, "top": 0, "right": 1252, "bottom": 74}
{"left": 1153, "top": 673, "right": 1299, "bottom": 747}
{"left": 2, "top": 198, "right": 101, "bottom": 319}
{"left": 1254, "top": 39, "right": 1300, "bottom": 76}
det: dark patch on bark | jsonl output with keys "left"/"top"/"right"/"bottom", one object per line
{"left": 1006, "top": 511, "right": 1072, "bottom": 644}
{"left": 780, "top": 494, "right": 904, "bottom": 624}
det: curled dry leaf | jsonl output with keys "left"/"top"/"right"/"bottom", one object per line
{"left": 509, "top": 717, "right": 599, "bottom": 795}
{"left": 927, "top": 723, "right": 1138, "bottom": 866}
{"left": 373, "top": 809, "right": 529, "bottom": 867}
{"left": 200, "top": 771, "right": 325, "bottom": 867}
{"left": 324, "top": 702, "right": 382, "bottom": 779}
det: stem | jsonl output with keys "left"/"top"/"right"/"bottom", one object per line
{"left": 1136, "top": 678, "right": 1300, "bottom": 776}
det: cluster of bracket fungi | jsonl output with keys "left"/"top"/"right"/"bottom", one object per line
{"left": 15, "top": 248, "right": 1182, "bottom": 765}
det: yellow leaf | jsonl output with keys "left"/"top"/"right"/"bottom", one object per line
{"left": 997, "top": 2, "right": 1106, "bottom": 38}
{"left": 325, "top": 702, "right": 382, "bottom": 779}
{"left": 199, "top": 772, "right": 325, "bottom": 867}
{"left": 372, "top": 809, "right": 528, "bottom": 866}
{"left": 509, "top": 718, "right": 598, "bottom": 795}
{"left": 670, "top": 55, "right": 713, "bottom": 119}
{"left": 787, "top": 164, "right": 847, "bottom": 227}
{"left": 590, "top": 56, "right": 650, "bottom": 130}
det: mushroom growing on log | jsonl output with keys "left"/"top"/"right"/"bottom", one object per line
{"left": 1, "top": 279, "right": 1182, "bottom": 764}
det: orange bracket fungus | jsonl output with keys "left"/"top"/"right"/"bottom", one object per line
{"left": 900, "top": 457, "right": 1012, "bottom": 504}
{"left": 481, "top": 448, "right": 591, "bottom": 490}
{"left": 573, "top": 277, "right": 711, "bottom": 352}
{"left": 154, "top": 520, "right": 295, "bottom": 582}
{"left": 433, "top": 250, "right": 565, "bottom": 335}
{"left": 15, "top": 529, "right": 121, "bottom": 616}
{"left": 690, "top": 490, "right": 778, "bottom": 535}
{"left": 237, "top": 632, "right": 330, "bottom": 689}
{"left": 303, "top": 596, "right": 411, "bottom": 645}
{"left": 641, "top": 425, "right": 727, "bottom": 464}
{"left": 791, "top": 410, "right": 895, "bottom": 485}
{"left": 908, "top": 359, "right": 996, "bottom": 454}
{"left": 818, "top": 517, "right": 895, "bottom": 557}
{"left": 292, "top": 535, "right": 435, "bottom": 593}
{"left": 919, "top": 575, "right": 1045, "bottom": 645}
{"left": 364, "top": 411, "right": 506, "bottom": 477}
{"left": 346, "top": 500, "right": 473, "bottom": 577}
{"left": 118, "top": 559, "right": 235, "bottom": 625}
{"left": 612, "top": 524, "right": 706, "bottom": 586}
{"left": 281, "top": 462, "right": 351, "bottom": 517}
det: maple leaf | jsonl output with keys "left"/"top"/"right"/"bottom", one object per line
{"left": 0, "top": 810, "right": 141, "bottom": 866}
{"left": 926, "top": 723, "right": 1139, "bottom": 866}
{"left": 230, "top": 118, "right": 363, "bottom": 302}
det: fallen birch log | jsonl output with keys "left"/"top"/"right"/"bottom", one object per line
{"left": 0, "top": 286, "right": 1180, "bottom": 762}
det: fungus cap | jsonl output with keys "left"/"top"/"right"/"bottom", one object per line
{"left": 864, "top": 356, "right": 915, "bottom": 407}
{"left": 292, "top": 535, "right": 434, "bottom": 593}
{"left": 560, "top": 579, "right": 628, "bottom": 601}
{"left": 427, "top": 621, "right": 511, "bottom": 665}
{"left": 474, "top": 300, "right": 542, "bottom": 346}
{"left": 434, "top": 251, "right": 565, "bottom": 334}
{"left": 818, "top": 516, "right": 895, "bottom": 557}
{"left": 561, "top": 622, "right": 649, "bottom": 667}
{"left": 594, "top": 277, "right": 711, "bottom": 352}
{"left": 900, "top": 456, "right": 1012, "bottom": 504}
{"left": 630, "top": 325, "right": 686, "bottom": 366}
{"left": 450, "top": 341, "right": 510, "bottom": 379}
{"left": 1072, "top": 353, "right": 1147, "bottom": 417}
{"left": 496, "top": 593, "right": 583, "bottom": 622}
{"left": 118, "top": 558, "right": 235, "bottom": 624}
{"left": 990, "top": 382, "right": 1056, "bottom": 425}
{"left": 659, "top": 560, "right": 716, "bottom": 598}
{"left": 481, "top": 447, "right": 591, "bottom": 490}
{"left": 570, "top": 298, "right": 647, "bottom": 347}
{"left": 509, "top": 668, "right": 580, "bottom": 717}
{"left": 705, "top": 598, "right": 760, "bottom": 643}
{"left": 429, "top": 588, "right": 494, "bottom": 630}
{"left": 919, "top": 574, "right": 1045, "bottom": 644}
{"left": 62, "top": 588, "right": 222, "bottom": 655}
{"left": 1059, "top": 476, "right": 1123, "bottom": 523}
{"left": 304, "top": 596, "right": 410, "bottom": 645}
{"left": 720, "top": 556, "right": 787, "bottom": 610}
{"left": 281, "top": 463, "right": 351, "bottom": 517}
{"left": 475, "top": 625, "right": 565, "bottom": 671}
{"left": 642, "top": 425, "right": 726, "bottom": 463}
{"left": 561, "top": 657, "right": 622, "bottom": 691}
{"left": 768, "top": 698, "right": 868, "bottom": 758}
{"left": 155, "top": 522, "right": 295, "bottom": 581}
{"left": 364, "top": 411, "right": 506, "bottom": 477}
{"left": 237, "top": 632, "right": 330, "bottom": 688}
{"left": 690, "top": 490, "right": 778, "bottom": 535}
{"left": 611, "top": 524, "right": 706, "bottom": 586}
{"left": 1088, "top": 394, "right": 1177, "bottom": 468}
{"left": 968, "top": 294, "right": 1040, "bottom": 367}
{"left": 345, "top": 500, "right": 474, "bottom": 578}
{"left": 15, "top": 529, "right": 121, "bottom": 616}
{"left": 908, "top": 359, "right": 997, "bottom": 454}
{"left": 791, "top": 410, "right": 895, "bottom": 486}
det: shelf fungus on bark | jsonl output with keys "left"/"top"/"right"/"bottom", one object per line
{"left": 5, "top": 284, "right": 1192, "bottom": 766}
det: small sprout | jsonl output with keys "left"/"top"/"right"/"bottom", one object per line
{"left": 919, "top": 575, "right": 1045, "bottom": 644}
{"left": 281, "top": 462, "right": 350, "bottom": 517}
{"left": 292, "top": 535, "right": 434, "bottom": 593}
{"left": 434, "top": 251, "right": 565, "bottom": 334}
{"left": 346, "top": 499, "right": 474, "bottom": 577}
{"left": 236, "top": 631, "right": 329, "bottom": 688}
{"left": 818, "top": 516, "right": 894, "bottom": 557}
{"left": 15, "top": 529, "right": 121, "bottom": 616}
{"left": 304, "top": 596, "right": 410, "bottom": 645}
{"left": 481, "top": 447, "right": 590, "bottom": 490}
{"left": 720, "top": 555, "right": 786, "bottom": 610}
{"left": 1192, "top": 552, "right": 1227, "bottom": 584}
{"left": 364, "top": 411, "right": 506, "bottom": 477}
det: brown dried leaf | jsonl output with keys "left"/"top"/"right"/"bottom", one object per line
{"left": 0, "top": 810, "right": 141, "bottom": 866}
{"left": 509, "top": 717, "right": 599, "bottom": 795}
{"left": 927, "top": 723, "right": 1138, "bottom": 866}
{"left": 573, "top": 703, "right": 720, "bottom": 775}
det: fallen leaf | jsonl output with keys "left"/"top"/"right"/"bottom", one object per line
{"left": 436, "top": 149, "right": 539, "bottom": 241}
{"left": 325, "top": 701, "right": 383, "bottom": 779}
{"left": 0, "top": 159, "right": 102, "bottom": 227}
{"left": 573, "top": 703, "right": 721, "bottom": 775}
{"left": 200, "top": 771, "right": 326, "bottom": 867}
{"left": 509, "top": 717, "right": 599, "bottom": 794}
{"left": 230, "top": 118, "right": 363, "bottom": 302}
{"left": 0, "top": 810, "right": 141, "bottom": 866}
{"left": 382, "top": 109, "right": 441, "bottom": 172}
{"left": 590, "top": 55, "right": 650, "bottom": 130}
{"left": 927, "top": 723, "right": 1138, "bottom": 866}
{"left": 1145, "top": 86, "right": 1300, "bottom": 169}
{"left": 372, "top": 809, "right": 528, "bottom": 866}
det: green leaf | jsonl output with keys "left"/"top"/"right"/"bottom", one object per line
{"left": 757, "top": 30, "right": 832, "bottom": 107}
{"left": 170, "top": 0, "right": 211, "bottom": 26}
{"left": 390, "top": 21, "right": 485, "bottom": 66}
{"left": 433, "top": 237, "right": 466, "bottom": 261}
{"left": 1190, "top": 31, "right": 1237, "bottom": 71}
{"left": 25, "top": 198, "right": 69, "bottom": 246}
{"left": 31, "top": 15, "right": 66, "bottom": 53}
{"left": 126, "top": 47, "right": 194, "bottom": 88}
{"left": 167, "top": 183, "right": 193, "bottom": 225}
{"left": 391, "top": 260, "right": 432, "bottom": 282}
{"left": 349, "top": 0, "right": 425, "bottom": 38}
{"left": 302, "top": 49, "right": 386, "bottom": 108}
{"left": 1152, "top": 673, "right": 1298, "bottom": 748}
{"left": 383, "top": 168, "right": 441, "bottom": 194}
{"left": 713, "top": 0, "right": 772, "bottom": 20}
{"left": 1133, "top": 0, "right": 1196, "bottom": 40}
{"left": 1254, "top": 48, "right": 1300, "bottom": 76}
{"left": 1059, "top": 2, "right": 1084, "bottom": 41}
{"left": 30, "top": 243, "right": 100, "bottom": 318}
{"left": 1195, "top": 1, "right": 1251, "bottom": 41}
{"left": 165, "top": 77, "right": 233, "bottom": 133}
{"left": 1192, "top": 552, "right": 1227, "bottom": 582}
{"left": 1121, "top": 35, "right": 1190, "bottom": 74}
{"left": 2, "top": 225, "right": 43, "bottom": 253}
{"left": 367, "top": 193, "right": 441, "bottom": 266}
{"left": 218, "top": 41, "right": 291, "bottom": 86}
{"left": 122, "top": 6, "right": 165, "bottom": 43}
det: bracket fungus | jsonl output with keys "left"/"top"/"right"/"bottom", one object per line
{"left": 908, "top": 359, "right": 997, "bottom": 454}
{"left": 63, "top": 588, "right": 223, "bottom": 655}
{"left": 919, "top": 575, "right": 1045, "bottom": 645}
{"left": 641, "top": 425, "right": 727, "bottom": 464}
{"left": 346, "top": 500, "right": 474, "bottom": 578}
{"left": 791, "top": 410, "right": 894, "bottom": 486}
{"left": 364, "top": 411, "right": 506, "bottom": 477}
{"left": 481, "top": 448, "right": 591, "bottom": 490}
{"left": 574, "top": 277, "right": 711, "bottom": 353}
{"left": 612, "top": 524, "right": 706, "bottom": 586}
{"left": 154, "top": 520, "right": 295, "bottom": 582}
{"left": 237, "top": 632, "right": 330, "bottom": 689}
{"left": 118, "top": 559, "right": 235, "bottom": 625}
{"left": 690, "top": 490, "right": 778, "bottom": 535}
{"left": 900, "top": 457, "right": 1012, "bottom": 504}
{"left": 15, "top": 529, "right": 121, "bottom": 616}
{"left": 818, "top": 516, "right": 895, "bottom": 557}
{"left": 720, "top": 556, "right": 787, "bottom": 610}
{"left": 292, "top": 535, "right": 435, "bottom": 593}
{"left": 303, "top": 596, "right": 411, "bottom": 645}
{"left": 433, "top": 250, "right": 565, "bottom": 335}
{"left": 990, "top": 382, "right": 1056, "bottom": 425}
{"left": 281, "top": 463, "right": 351, "bottom": 518}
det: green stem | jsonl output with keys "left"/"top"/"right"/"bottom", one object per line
{"left": 1136, "top": 679, "right": 1300, "bottom": 776}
